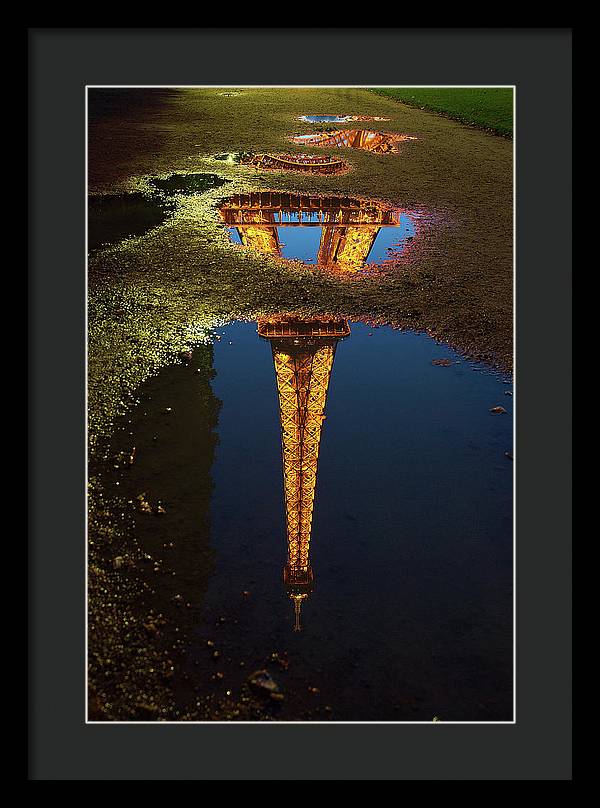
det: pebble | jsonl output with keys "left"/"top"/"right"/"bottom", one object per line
{"left": 248, "top": 669, "right": 281, "bottom": 697}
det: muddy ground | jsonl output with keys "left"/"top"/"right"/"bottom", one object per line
{"left": 87, "top": 87, "right": 513, "bottom": 721}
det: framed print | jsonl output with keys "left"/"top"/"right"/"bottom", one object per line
{"left": 29, "top": 28, "right": 572, "bottom": 780}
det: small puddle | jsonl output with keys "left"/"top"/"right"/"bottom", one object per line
{"left": 88, "top": 193, "right": 175, "bottom": 252}
{"left": 298, "top": 115, "right": 390, "bottom": 123}
{"left": 219, "top": 191, "right": 422, "bottom": 272}
{"left": 149, "top": 173, "right": 229, "bottom": 196}
{"left": 240, "top": 153, "right": 350, "bottom": 175}
{"left": 213, "top": 152, "right": 349, "bottom": 175}
{"left": 289, "top": 130, "right": 416, "bottom": 154}
{"left": 89, "top": 174, "right": 231, "bottom": 252}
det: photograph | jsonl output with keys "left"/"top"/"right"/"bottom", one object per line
{"left": 86, "top": 85, "right": 514, "bottom": 723}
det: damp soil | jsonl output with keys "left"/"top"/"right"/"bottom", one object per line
{"left": 149, "top": 172, "right": 230, "bottom": 196}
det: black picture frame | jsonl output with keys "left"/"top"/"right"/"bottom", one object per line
{"left": 29, "top": 28, "right": 572, "bottom": 780}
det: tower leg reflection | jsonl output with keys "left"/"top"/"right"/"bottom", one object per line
{"left": 259, "top": 317, "right": 350, "bottom": 630}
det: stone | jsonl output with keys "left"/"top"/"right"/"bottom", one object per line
{"left": 248, "top": 669, "right": 281, "bottom": 697}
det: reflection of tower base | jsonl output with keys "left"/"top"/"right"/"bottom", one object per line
{"left": 284, "top": 565, "right": 313, "bottom": 632}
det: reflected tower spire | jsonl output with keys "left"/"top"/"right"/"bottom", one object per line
{"left": 259, "top": 316, "right": 350, "bottom": 630}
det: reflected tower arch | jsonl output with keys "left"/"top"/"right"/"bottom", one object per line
{"left": 220, "top": 192, "right": 403, "bottom": 272}
{"left": 289, "top": 129, "right": 416, "bottom": 154}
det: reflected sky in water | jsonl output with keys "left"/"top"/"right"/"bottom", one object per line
{"left": 198, "top": 321, "right": 512, "bottom": 719}
{"left": 119, "top": 319, "right": 513, "bottom": 720}
{"left": 228, "top": 215, "right": 416, "bottom": 265}
{"left": 298, "top": 115, "right": 391, "bottom": 124}
{"left": 299, "top": 115, "right": 352, "bottom": 123}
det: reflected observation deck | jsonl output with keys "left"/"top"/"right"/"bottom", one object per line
{"left": 289, "top": 129, "right": 416, "bottom": 154}
{"left": 259, "top": 316, "right": 350, "bottom": 630}
{"left": 220, "top": 192, "right": 403, "bottom": 272}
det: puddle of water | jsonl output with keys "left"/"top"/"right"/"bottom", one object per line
{"left": 113, "top": 320, "right": 513, "bottom": 721}
{"left": 219, "top": 191, "right": 422, "bottom": 272}
{"left": 240, "top": 153, "right": 350, "bottom": 175}
{"left": 149, "top": 173, "right": 230, "bottom": 196}
{"left": 299, "top": 115, "right": 390, "bottom": 123}
{"left": 289, "top": 130, "right": 416, "bottom": 154}
{"left": 89, "top": 174, "right": 231, "bottom": 252}
{"left": 88, "top": 193, "right": 175, "bottom": 252}
{"left": 212, "top": 152, "right": 350, "bottom": 175}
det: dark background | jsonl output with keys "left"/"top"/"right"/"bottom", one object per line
{"left": 29, "top": 28, "right": 572, "bottom": 780}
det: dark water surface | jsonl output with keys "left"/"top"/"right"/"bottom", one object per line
{"left": 88, "top": 175, "right": 229, "bottom": 252}
{"left": 88, "top": 193, "right": 174, "bottom": 252}
{"left": 118, "top": 320, "right": 513, "bottom": 721}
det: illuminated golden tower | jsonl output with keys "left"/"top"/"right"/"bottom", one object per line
{"left": 259, "top": 316, "right": 350, "bottom": 630}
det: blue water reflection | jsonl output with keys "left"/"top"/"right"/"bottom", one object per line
{"left": 197, "top": 320, "right": 513, "bottom": 721}
{"left": 228, "top": 213, "right": 416, "bottom": 266}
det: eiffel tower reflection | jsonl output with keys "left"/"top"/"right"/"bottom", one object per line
{"left": 258, "top": 315, "right": 350, "bottom": 630}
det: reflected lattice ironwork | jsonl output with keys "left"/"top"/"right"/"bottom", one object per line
{"left": 240, "top": 152, "right": 349, "bottom": 175}
{"left": 289, "top": 129, "right": 416, "bottom": 154}
{"left": 259, "top": 316, "right": 350, "bottom": 630}
{"left": 220, "top": 192, "right": 401, "bottom": 272}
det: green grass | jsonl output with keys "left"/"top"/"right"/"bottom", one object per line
{"left": 371, "top": 88, "right": 513, "bottom": 137}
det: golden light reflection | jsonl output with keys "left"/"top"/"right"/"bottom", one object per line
{"left": 289, "top": 129, "right": 416, "bottom": 154}
{"left": 240, "top": 152, "right": 350, "bottom": 175}
{"left": 219, "top": 192, "right": 402, "bottom": 272}
{"left": 298, "top": 115, "right": 391, "bottom": 123}
{"left": 259, "top": 316, "right": 350, "bottom": 630}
